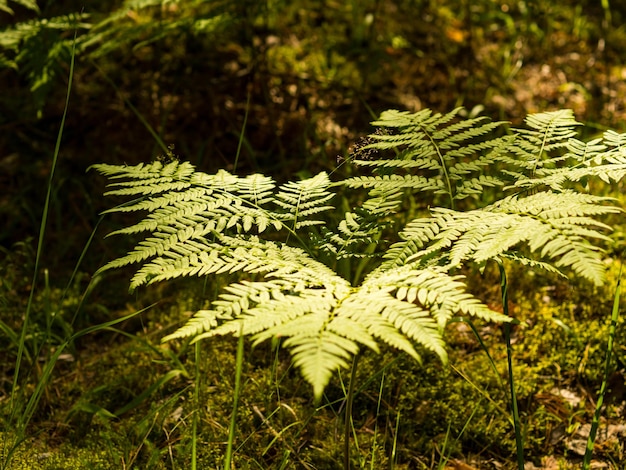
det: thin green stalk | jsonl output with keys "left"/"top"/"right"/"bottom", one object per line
{"left": 582, "top": 264, "right": 621, "bottom": 469}
{"left": 497, "top": 259, "right": 524, "bottom": 470}
{"left": 368, "top": 370, "right": 385, "bottom": 470}
{"left": 343, "top": 353, "right": 360, "bottom": 470}
{"left": 224, "top": 326, "right": 245, "bottom": 469}
{"left": 90, "top": 60, "right": 168, "bottom": 155}
{"left": 192, "top": 341, "right": 200, "bottom": 470}
{"left": 390, "top": 407, "right": 401, "bottom": 470}
{"left": 436, "top": 424, "right": 452, "bottom": 470}
{"left": 9, "top": 25, "right": 78, "bottom": 426}
{"left": 449, "top": 317, "right": 505, "bottom": 390}
{"left": 233, "top": 87, "right": 251, "bottom": 173}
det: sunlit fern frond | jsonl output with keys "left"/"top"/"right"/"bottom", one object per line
{"left": 362, "top": 265, "right": 509, "bottom": 327}
{"left": 319, "top": 184, "right": 403, "bottom": 259}
{"left": 343, "top": 107, "right": 510, "bottom": 206}
{"left": 502, "top": 109, "right": 581, "bottom": 181}
{"left": 272, "top": 172, "right": 335, "bottom": 229}
{"left": 510, "top": 129, "right": 626, "bottom": 190}
{"left": 94, "top": 107, "right": 623, "bottom": 401}
{"left": 91, "top": 161, "right": 335, "bottom": 281}
{"left": 595, "top": 130, "right": 626, "bottom": 183}
{"left": 158, "top": 244, "right": 363, "bottom": 400}
{"left": 509, "top": 137, "right": 607, "bottom": 191}
{"left": 162, "top": 247, "right": 506, "bottom": 400}
{"left": 383, "top": 191, "right": 620, "bottom": 285}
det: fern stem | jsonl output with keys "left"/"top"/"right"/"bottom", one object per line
{"left": 423, "top": 128, "right": 455, "bottom": 209}
{"left": 224, "top": 328, "right": 245, "bottom": 469}
{"left": 582, "top": 263, "right": 622, "bottom": 469}
{"left": 497, "top": 260, "right": 524, "bottom": 470}
{"left": 343, "top": 353, "right": 360, "bottom": 470}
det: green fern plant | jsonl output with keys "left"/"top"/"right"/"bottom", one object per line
{"left": 92, "top": 108, "right": 624, "bottom": 403}
{"left": 0, "top": 0, "right": 239, "bottom": 117}
{"left": 345, "top": 107, "right": 624, "bottom": 469}
{"left": 0, "top": 11, "right": 90, "bottom": 117}
{"left": 0, "top": 0, "right": 39, "bottom": 16}
{"left": 81, "top": 0, "right": 235, "bottom": 59}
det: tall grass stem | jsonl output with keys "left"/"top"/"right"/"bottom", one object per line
{"left": 343, "top": 354, "right": 360, "bottom": 470}
{"left": 224, "top": 326, "right": 245, "bottom": 469}
{"left": 8, "top": 26, "right": 77, "bottom": 445}
{"left": 233, "top": 88, "right": 251, "bottom": 173}
{"left": 192, "top": 341, "right": 200, "bottom": 470}
{"left": 582, "top": 263, "right": 622, "bottom": 469}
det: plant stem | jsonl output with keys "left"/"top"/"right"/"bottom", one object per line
{"left": 344, "top": 353, "right": 360, "bottom": 470}
{"left": 192, "top": 341, "right": 200, "bottom": 470}
{"left": 233, "top": 87, "right": 251, "bottom": 173}
{"left": 497, "top": 260, "right": 524, "bottom": 470}
{"left": 224, "top": 327, "right": 245, "bottom": 469}
{"left": 4, "top": 30, "right": 78, "bottom": 470}
{"left": 582, "top": 263, "right": 622, "bottom": 469}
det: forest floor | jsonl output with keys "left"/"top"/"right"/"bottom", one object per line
{"left": 1, "top": 2, "right": 626, "bottom": 469}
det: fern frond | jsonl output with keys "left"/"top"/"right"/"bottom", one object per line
{"left": 160, "top": 247, "right": 361, "bottom": 400}
{"left": 83, "top": 0, "right": 232, "bottom": 58}
{"left": 504, "top": 109, "right": 581, "bottom": 180}
{"left": 319, "top": 184, "right": 403, "bottom": 259}
{"left": 273, "top": 172, "right": 335, "bottom": 229}
{"left": 93, "top": 162, "right": 339, "bottom": 282}
{"left": 384, "top": 191, "right": 619, "bottom": 285}
{"left": 96, "top": 106, "right": 624, "bottom": 402}
{"left": 510, "top": 132, "right": 626, "bottom": 190}
{"left": 344, "top": 108, "right": 509, "bottom": 205}
{"left": 163, "top": 254, "right": 506, "bottom": 399}
{"left": 365, "top": 266, "right": 509, "bottom": 326}
{"left": 498, "top": 253, "right": 568, "bottom": 278}
{"left": 320, "top": 210, "right": 382, "bottom": 259}
{"left": 0, "top": 12, "right": 90, "bottom": 115}
{"left": 0, "top": 0, "right": 40, "bottom": 15}
{"left": 343, "top": 174, "right": 437, "bottom": 191}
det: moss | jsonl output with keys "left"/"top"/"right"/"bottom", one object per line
{"left": 2, "top": 238, "right": 624, "bottom": 469}
{"left": 1, "top": 432, "right": 117, "bottom": 470}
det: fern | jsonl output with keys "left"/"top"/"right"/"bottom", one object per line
{"left": 384, "top": 191, "right": 619, "bottom": 286}
{"left": 343, "top": 107, "right": 511, "bottom": 207}
{"left": 0, "top": 12, "right": 90, "bottom": 116}
{"left": 94, "top": 107, "right": 624, "bottom": 400}
{"left": 511, "top": 129, "right": 626, "bottom": 190}
{"left": 508, "top": 109, "right": 581, "bottom": 172}
{"left": 0, "top": 0, "right": 39, "bottom": 15}
{"left": 82, "top": 0, "right": 234, "bottom": 58}
{"left": 160, "top": 244, "right": 507, "bottom": 399}
{"left": 1, "top": 0, "right": 235, "bottom": 115}
{"left": 94, "top": 156, "right": 506, "bottom": 399}
{"left": 318, "top": 184, "right": 403, "bottom": 260}
{"left": 91, "top": 161, "right": 335, "bottom": 288}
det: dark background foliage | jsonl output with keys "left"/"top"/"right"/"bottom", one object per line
{"left": 2, "top": 0, "right": 626, "bottom": 272}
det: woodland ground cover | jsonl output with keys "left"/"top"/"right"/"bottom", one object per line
{"left": 1, "top": 1, "right": 626, "bottom": 469}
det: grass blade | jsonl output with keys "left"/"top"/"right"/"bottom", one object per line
{"left": 582, "top": 263, "right": 622, "bottom": 469}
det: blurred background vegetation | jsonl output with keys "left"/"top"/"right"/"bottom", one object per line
{"left": 1, "top": 1, "right": 625, "bottom": 468}
{"left": 2, "top": 0, "right": 626, "bottom": 267}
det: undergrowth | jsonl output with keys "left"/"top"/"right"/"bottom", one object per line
{"left": 3, "top": 2, "right": 626, "bottom": 469}
{"left": 87, "top": 107, "right": 625, "bottom": 468}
